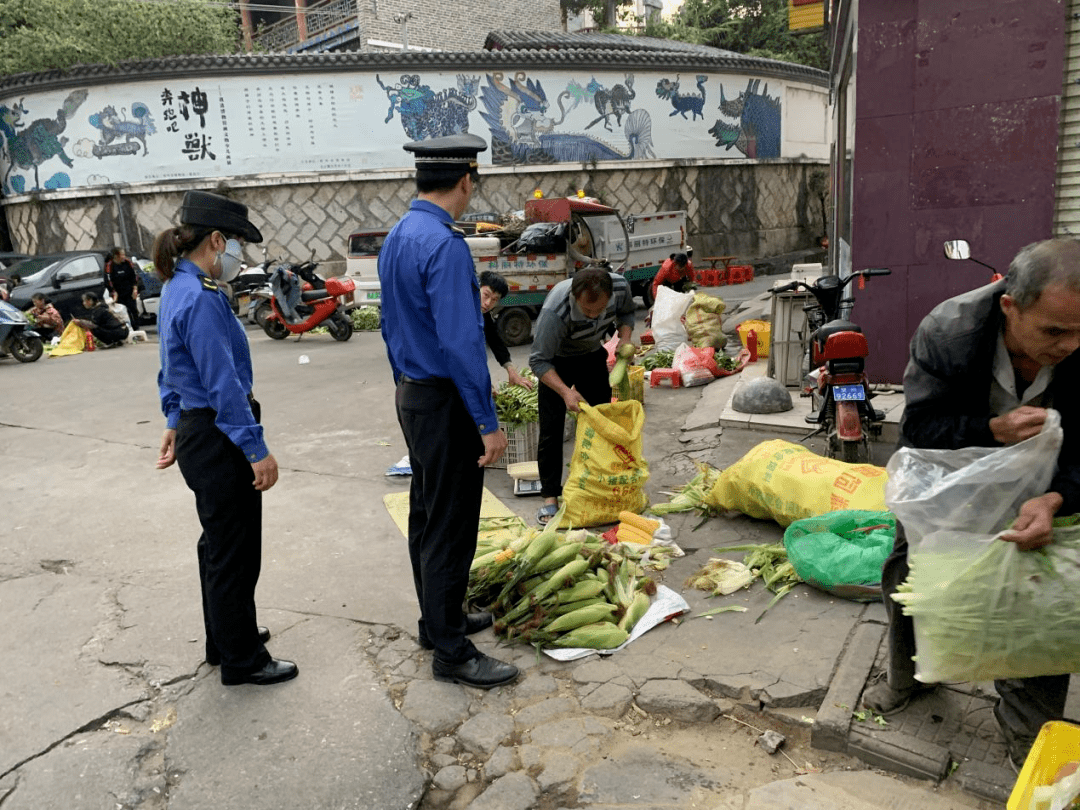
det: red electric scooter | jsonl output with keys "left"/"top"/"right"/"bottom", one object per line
{"left": 263, "top": 260, "right": 356, "bottom": 342}
{"left": 771, "top": 266, "right": 891, "bottom": 463}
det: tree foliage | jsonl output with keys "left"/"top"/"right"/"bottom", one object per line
{"left": 644, "top": 0, "right": 828, "bottom": 71}
{"left": 0, "top": 0, "right": 239, "bottom": 78}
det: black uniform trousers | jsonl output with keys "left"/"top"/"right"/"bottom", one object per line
{"left": 175, "top": 404, "right": 269, "bottom": 680}
{"left": 881, "top": 520, "right": 1070, "bottom": 745}
{"left": 396, "top": 377, "right": 485, "bottom": 665}
{"left": 537, "top": 348, "right": 612, "bottom": 500}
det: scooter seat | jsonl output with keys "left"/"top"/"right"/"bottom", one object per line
{"left": 300, "top": 289, "right": 328, "bottom": 302}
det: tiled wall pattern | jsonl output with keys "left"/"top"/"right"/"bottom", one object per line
{"left": 2, "top": 161, "right": 826, "bottom": 273}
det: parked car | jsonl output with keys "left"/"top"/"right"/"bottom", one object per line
{"left": 346, "top": 229, "right": 388, "bottom": 306}
{"left": 7, "top": 251, "right": 109, "bottom": 320}
{"left": 0, "top": 251, "right": 31, "bottom": 272}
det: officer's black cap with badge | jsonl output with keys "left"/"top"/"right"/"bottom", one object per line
{"left": 179, "top": 190, "right": 263, "bottom": 244}
{"left": 404, "top": 134, "right": 487, "bottom": 187}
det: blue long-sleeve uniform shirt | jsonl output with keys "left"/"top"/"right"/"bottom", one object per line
{"left": 157, "top": 258, "right": 269, "bottom": 462}
{"left": 379, "top": 199, "right": 498, "bottom": 435}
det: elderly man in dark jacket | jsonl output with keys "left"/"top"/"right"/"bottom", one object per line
{"left": 863, "top": 239, "right": 1080, "bottom": 768}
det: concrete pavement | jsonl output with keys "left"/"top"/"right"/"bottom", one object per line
{"left": 0, "top": 317, "right": 1030, "bottom": 810}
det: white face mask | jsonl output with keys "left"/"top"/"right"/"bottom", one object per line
{"left": 216, "top": 237, "right": 244, "bottom": 283}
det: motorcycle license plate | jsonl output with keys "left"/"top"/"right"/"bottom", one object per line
{"left": 833, "top": 384, "right": 866, "bottom": 402}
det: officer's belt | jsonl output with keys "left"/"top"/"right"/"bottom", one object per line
{"left": 399, "top": 375, "right": 453, "bottom": 389}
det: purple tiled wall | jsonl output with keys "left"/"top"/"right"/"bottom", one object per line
{"left": 851, "top": 0, "right": 1064, "bottom": 382}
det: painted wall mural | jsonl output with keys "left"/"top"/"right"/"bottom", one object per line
{"left": 0, "top": 67, "right": 812, "bottom": 194}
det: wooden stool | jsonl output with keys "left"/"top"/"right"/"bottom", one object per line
{"left": 649, "top": 368, "right": 681, "bottom": 388}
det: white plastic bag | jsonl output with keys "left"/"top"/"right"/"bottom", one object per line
{"left": 884, "top": 410, "right": 1062, "bottom": 548}
{"left": 650, "top": 285, "right": 694, "bottom": 353}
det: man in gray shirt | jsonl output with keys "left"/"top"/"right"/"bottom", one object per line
{"left": 529, "top": 268, "right": 636, "bottom": 525}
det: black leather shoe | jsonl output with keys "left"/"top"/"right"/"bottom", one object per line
{"left": 221, "top": 658, "right": 299, "bottom": 686}
{"left": 206, "top": 626, "right": 271, "bottom": 666}
{"left": 418, "top": 613, "right": 494, "bottom": 650}
{"left": 432, "top": 653, "right": 518, "bottom": 689}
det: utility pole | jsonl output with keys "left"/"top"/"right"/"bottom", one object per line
{"left": 393, "top": 11, "right": 413, "bottom": 51}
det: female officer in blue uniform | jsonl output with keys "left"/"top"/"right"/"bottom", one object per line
{"left": 153, "top": 190, "right": 297, "bottom": 686}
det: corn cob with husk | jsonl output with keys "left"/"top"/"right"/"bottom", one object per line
{"left": 499, "top": 557, "right": 591, "bottom": 626}
{"left": 550, "top": 622, "right": 629, "bottom": 649}
{"left": 543, "top": 602, "right": 618, "bottom": 633}
{"left": 618, "top": 590, "right": 651, "bottom": 633}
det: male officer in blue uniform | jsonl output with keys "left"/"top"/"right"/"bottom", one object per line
{"left": 379, "top": 134, "right": 518, "bottom": 689}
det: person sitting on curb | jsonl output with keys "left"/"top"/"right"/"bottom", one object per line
{"left": 71, "top": 292, "right": 129, "bottom": 348}
{"left": 529, "top": 267, "right": 636, "bottom": 526}
{"left": 862, "top": 238, "right": 1080, "bottom": 770}
{"left": 26, "top": 293, "right": 64, "bottom": 341}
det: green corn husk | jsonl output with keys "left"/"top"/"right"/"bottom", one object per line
{"left": 894, "top": 520, "right": 1080, "bottom": 682}
{"left": 650, "top": 462, "right": 723, "bottom": 516}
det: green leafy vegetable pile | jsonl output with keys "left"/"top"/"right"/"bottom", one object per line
{"left": 642, "top": 349, "right": 675, "bottom": 370}
{"left": 350, "top": 307, "right": 381, "bottom": 331}
{"left": 495, "top": 371, "right": 539, "bottom": 428}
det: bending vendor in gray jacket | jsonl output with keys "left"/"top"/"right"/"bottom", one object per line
{"left": 529, "top": 268, "right": 636, "bottom": 526}
{"left": 863, "top": 238, "right": 1080, "bottom": 769}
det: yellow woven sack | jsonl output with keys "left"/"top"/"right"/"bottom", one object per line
{"left": 560, "top": 401, "right": 650, "bottom": 527}
{"left": 49, "top": 321, "right": 88, "bottom": 357}
{"left": 684, "top": 292, "right": 727, "bottom": 349}
{"left": 705, "top": 439, "right": 888, "bottom": 527}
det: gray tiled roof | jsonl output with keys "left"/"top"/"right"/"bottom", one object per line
{"left": 0, "top": 40, "right": 826, "bottom": 93}
{"left": 484, "top": 29, "right": 745, "bottom": 59}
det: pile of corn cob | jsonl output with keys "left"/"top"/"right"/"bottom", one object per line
{"left": 684, "top": 543, "right": 803, "bottom": 623}
{"left": 468, "top": 505, "right": 656, "bottom": 651}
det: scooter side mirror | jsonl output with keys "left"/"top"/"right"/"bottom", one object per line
{"left": 943, "top": 240, "right": 971, "bottom": 261}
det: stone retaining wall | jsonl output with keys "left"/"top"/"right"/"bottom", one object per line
{"left": 3, "top": 159, "right": 827, "bottom": 275}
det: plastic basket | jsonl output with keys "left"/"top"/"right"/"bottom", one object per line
{"left": 490, "top": 421, "right": 539, "bottom": 470}
{"left": 737, "top": 319, "right": 771, "bottom": 358}
{"left": 1007, "top": 721, "right": 1080, "bottom": 810}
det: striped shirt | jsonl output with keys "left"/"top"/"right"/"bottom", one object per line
{"left": 529, "top": 273, "right": 636, "bottom": 379}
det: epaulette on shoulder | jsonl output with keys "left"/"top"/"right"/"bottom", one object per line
{"left": 200, "top": 276, "right": 219, "bottom": 292}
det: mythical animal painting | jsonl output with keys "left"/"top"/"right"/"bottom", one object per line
{"left": 88, "top": 102, "right": 157, "bottom": 158}
{"left": 377, "top": 73, "right": 480, "bottom": 141}
{"left": 0, "top": 89, "right": 87, "bottom": 194}
{"left": 479, "top": 72, "right": 654, "bottom": 166}
{"left": 655, "top": 75, "right": 707, "bottom": 121}
{"left": 584, "top": 75, "right": 636, "bottom": 132}
{"left": 709, "top": 79, "right": 782, "bottom": 159}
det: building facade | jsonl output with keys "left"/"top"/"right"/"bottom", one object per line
{"left": 828, "top": 0, "right": 1076, "bottom": 383}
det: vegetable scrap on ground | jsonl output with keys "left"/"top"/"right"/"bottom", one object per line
{"left": 467, "top": 506, "right": 679, "bottom": 651}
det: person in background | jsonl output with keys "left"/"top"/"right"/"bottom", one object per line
{"left": 2, "top": 272, "right": 22, "bottom": 301}
{"left": 479, "top": 270, "right": 533, "bottom": 390}
{"left": 26, "top": 293, "right": 63, "bottom": 340}
{"left": 529, "top": 267, "right": 636, "bottom": 526}
{"left": 650, "top": 252, "right": 696, "bottom": 301}
{"left": 154, "top": 190, "right": 296, "bottom": 687}
{"left": 378, "top": 134, "right": 517, "bottom": 690}
{"left": 104, "top": 247, "right": 141, "bottom": 328}
{"left": 862, "top": 239, "right": 1080, "bottom": 769}
{"left": 71, "top": 292, "right": 129, "bottom": 347}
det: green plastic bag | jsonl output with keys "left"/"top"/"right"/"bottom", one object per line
{"left": 783, "top": 510, "right": 896, "bottom": 601}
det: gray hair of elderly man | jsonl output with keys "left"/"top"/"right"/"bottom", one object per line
{"left": 1006, "top": 238, "right": 1080, "bottom": 310}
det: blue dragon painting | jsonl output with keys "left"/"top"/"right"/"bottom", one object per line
{"left": 709, "top": 79, "right": 782, "bottom": 159}
{"left": 478, "top": 72, "right": 654, "bottom": 166}
{"left": 377, "top": 73, "right": 480, "bottom": 141}
{"left": 655, "top": 75, "right": 707, "bottom": 120}
{"left": 0, "top": 89, "right": 87, "bottom": 194}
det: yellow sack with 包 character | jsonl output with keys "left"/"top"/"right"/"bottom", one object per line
{"left": 560, "top": 401, "right": 649, "bottom": 528}
{"left": 705, "top": 439, "right": 888, "bottom": 527}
